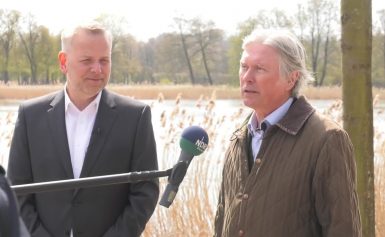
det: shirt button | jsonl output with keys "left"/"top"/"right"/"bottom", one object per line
{"left": 239, "top": 229, "right": 245, "bottom": 236}
{"left": 255, "top": 158, "right": 262, "bottom": 164}
{"left": 243, "top": 194, "right": 249, "bottom": 200}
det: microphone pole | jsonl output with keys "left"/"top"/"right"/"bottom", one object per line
{"left": 12, "top": 169, "right": 172, "bottom": 196}
{"left": 11, "top": 125, "right": 209, "bottom": 209}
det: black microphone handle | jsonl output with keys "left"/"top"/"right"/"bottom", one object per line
{"left": 159, "top": 183, "right": 179, "bottom": 208}
{"left": 12, "top": 169, "right": 172, "bottom": 196}
{"left": 159, "top": 160, "right": 190, "bottom": 208}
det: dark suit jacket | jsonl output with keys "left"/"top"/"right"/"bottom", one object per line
{"left": 7, "top": 89, "right": 159, "bottom": 237}
{"left": 0, "top": 165, "right": 30, "bottom": 237}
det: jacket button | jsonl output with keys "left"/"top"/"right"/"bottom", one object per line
{"left": 255, "top": 158, "right": 262, "bottom": 164}
{"left": 243, "top": 194, "right": 249, "bottom": 200}
{"left": 238, "top": 229, "right": 245, "bottom": 236}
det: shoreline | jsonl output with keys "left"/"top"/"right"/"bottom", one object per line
{"left": 0, "top": 84, "right": 384, "bottom": 101}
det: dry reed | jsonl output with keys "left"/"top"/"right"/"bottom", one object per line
{"left": 1, "top": 84, "right": 384, "bottom": 100}
{"left": 0, "top": 90, "right": 384, "bottom": 236}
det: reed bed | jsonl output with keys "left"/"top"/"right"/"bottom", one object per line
{"left": 0, "top": 91, "right": 384, "bottom": 236}
{"left": 1, "top": 84, "right": 385, "bottom": 100}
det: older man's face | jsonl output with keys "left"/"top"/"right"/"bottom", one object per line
{"left": 239, "top": 43, "right": 295, "bottom": 119}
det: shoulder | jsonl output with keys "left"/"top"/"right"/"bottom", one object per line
{"left": 308, "top": 111, "right": 344, "bottom": 133}
{"left": 20, "top": 90, "right": 62, "bottom": 109}
{"left": 305, "top": 111, "right": 352, "bottom": 150}
{"left": 103, "top": 89, "right": 149, "bottom": 110}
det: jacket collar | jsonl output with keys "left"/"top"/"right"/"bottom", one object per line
{"left": 49, "top": 89, "right": 117, "bottom": 110}
{"left": 47, "top": 91, "right": 73, "bottom": 178}
{"left": 275, "top": 96, "right": 315, "bottom": 136}
{"left": 232, "top": 96, "right": 315, "bottom": 140}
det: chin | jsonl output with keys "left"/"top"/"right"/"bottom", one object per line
{"left": 242, "top": 99, "right": 256, "bottom": 109}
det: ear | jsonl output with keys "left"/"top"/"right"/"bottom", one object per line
{"left": 58, "top": 52, "right": 67, "bottom": 73}
{"left": 286, "top": 71, "right": 299, "bottom": 91}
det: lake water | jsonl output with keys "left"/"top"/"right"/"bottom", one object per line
{"left": 1, "top": 98, "right": 384, "bottom": 171}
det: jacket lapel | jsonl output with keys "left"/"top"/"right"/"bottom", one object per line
{"left": 47, "top": 91, "right": 74, "bottom": 178}
{"left": 79, "top": 90, "right": 118, "bottom": 178}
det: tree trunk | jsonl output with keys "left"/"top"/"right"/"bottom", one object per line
{"left": 175, "top": 18, "right": 196, "bottom": 85}
{"left": 200, "top": 41, "right": 213, "bottom": 85}
{"left": 319, "top": 33, "right": 330, "bottom": 86}
{"left": 180, "top": 33, "right": 195, "bottom": 84}
{"left": 2, "top": 71, "right": 9, "bottom": 84}
{"left": 311, "top": 30, "right": 321, "bottom": 86}
{"left": 2, "top": 46, "right": 10, "bottom": 84}
{"left": 19, "top": 32, "right": 38, "bottom": 84}
{"left": 341, "top": 1, "right": 374, "bottom": 237}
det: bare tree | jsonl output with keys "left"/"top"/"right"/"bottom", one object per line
{"left": 37, "top": 26, "right": 59, "bottom": 84}
{"left": 296, "top": 4, "right": 308, "bottom": 42}
{"left": 18, "top": 13, "right": 39, "bottom": 84}
{"left": 0, "top": 9, "right": 20, "bottom": 84}
{"left": 190, "top": 18, "right": 224, "bottom": 85}
{"left": 153, "top": 33, "right": 186, "bottom": 84}
{"left": 174, "top": 17, "right": 196, "bottom": 84}
{"left": 139, "top": 40, "right": 156, "bottom": 84}
{"left": 114, "top": 34, "right": 142, "bottom": 84}
{"left": 296, "top": 0, "right": 338, "bottom": 86}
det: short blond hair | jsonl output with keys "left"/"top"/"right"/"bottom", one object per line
{"left": 61, "top": 21, "right": 112, "bottom": 52}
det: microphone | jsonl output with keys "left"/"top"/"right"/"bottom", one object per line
{"left": 159, "top": 126, "right": 209, "bottom": 208}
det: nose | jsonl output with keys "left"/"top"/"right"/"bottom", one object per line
{"left": 240, "top": 68, "right": 254, "bottom": 83}
{"left": 90, "top": 62, "right": 102, "bottom": 73}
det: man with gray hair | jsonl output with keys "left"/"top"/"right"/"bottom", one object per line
{"left": 213, "top": 29, "right": 361, "bottom": 237}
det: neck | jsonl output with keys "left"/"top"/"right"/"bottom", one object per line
{"left": 254, "top": 96, "right": 291, "bottom": 122}
{"left": 72, "top": 98, "right": 94, "bottom": 111}
{"left": 67, "top": 91, "right": 98, "bottom": 111}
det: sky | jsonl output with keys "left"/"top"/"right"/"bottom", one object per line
{"left": 2, "top": 0, "right": 385, "bottom": 41}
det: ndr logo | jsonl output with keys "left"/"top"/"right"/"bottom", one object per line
{"left": 195, "top": 137, "right": 208, "bottom": 151}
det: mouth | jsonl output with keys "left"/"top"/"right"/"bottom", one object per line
{"left": 87, "top": 78, "right": 103, "bottom": 82}
{"left": 243, "top": 88, "right": 258, "bottom": 94}
{"left": 86, "top": 78, "right": 104, "bottom": 86}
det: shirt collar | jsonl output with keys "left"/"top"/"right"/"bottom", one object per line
{"left": 64, "top": 85, "right": 102, "bottom": 113}
{"left": 247, "top": 97, "right": 293, "bottom": 136}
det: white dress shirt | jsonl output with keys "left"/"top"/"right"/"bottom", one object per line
{"left": 247, "top": 97, "right": 293, "bottom": 160}
{"left": 64, "top": 89, "right": 101, "bottom": 179}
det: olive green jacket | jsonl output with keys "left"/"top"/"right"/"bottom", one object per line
{"left": 214, "top": 96, "right": 361, "bottom": 237}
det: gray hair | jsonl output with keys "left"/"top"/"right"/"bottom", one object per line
{"left": 61, "top": 21, "right": 113, "bottom": 52}
{"left": 242, "top": 29, "right": 314, "bottom": 97}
